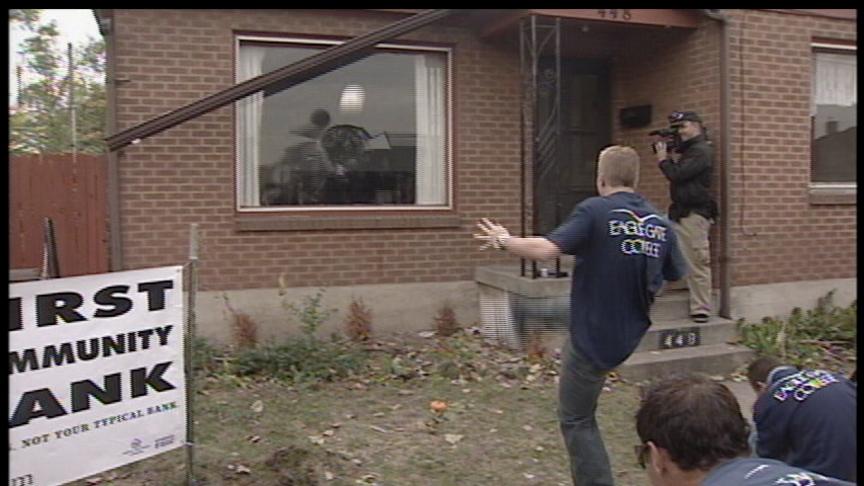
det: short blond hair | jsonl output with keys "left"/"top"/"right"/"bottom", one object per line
{"left": 598, "top": 145, "right": 640, "bottom": 188}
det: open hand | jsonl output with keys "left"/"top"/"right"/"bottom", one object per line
{"left": 474, "top": 218, "right": 511, "bottom": 250}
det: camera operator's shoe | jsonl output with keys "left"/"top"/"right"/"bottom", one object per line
{"left": 690, "top": 313, "right": 709, "bottom": 323}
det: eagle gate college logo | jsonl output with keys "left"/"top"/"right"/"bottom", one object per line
{"left": 607, "top": 209, "right": 668, "bottom": 258}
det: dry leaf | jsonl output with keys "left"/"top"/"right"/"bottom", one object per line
{"left": 429, "top": 400, "right": 448, "bottom": 413}
{"left": 250, "top": 400, "right": 264, "bottom": 413}
{"left": 308, "top": 435, "right": 325, "bottom": 445}
{"left": 322, "top": 429, "right": 335, "bottom": 437}
{"left": 444, "top": 434, "right": 463, "bottom": 445}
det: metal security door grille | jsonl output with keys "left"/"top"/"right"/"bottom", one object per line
{"left": 519, "top": 15, "right": 563, "bottom": 279}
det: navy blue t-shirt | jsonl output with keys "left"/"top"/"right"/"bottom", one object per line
{"left": 546, "top": 191, "right": 686, "bottom": 370}
{"left": 753, "top": 368, "right": 857, "bottom": 482}
{"left": 702, "top": 457, "right": 854, "bottom": 486}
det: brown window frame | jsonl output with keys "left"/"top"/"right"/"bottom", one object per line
{"left": 233, "top": 35, "right": 456, "bottom": 227}
{"left": 808, "top": 41, "right": 856, "bottom": 205}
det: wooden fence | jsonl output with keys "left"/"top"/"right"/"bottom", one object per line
{"left": 9, "top": 153, "right": 109, "bottom": 278}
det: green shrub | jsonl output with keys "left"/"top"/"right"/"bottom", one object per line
{"left": 737, "top": 290, "right": 856, "bottom": 368}
{"left": 231, "top": 339, "right": 367, "bottom": 382}
{"left": 191, "top": 336, "right": 215, "bottom": 372}
{"left": 226, "top": 288, "right": 368, "bottom": 383}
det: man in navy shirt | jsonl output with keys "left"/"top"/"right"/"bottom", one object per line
{"left": 475, "top": 145, "right": 686, "bottom": 485}
{"left": 746, "top": 356, "right": 857, "bottom": 482}
{"left": 636, "top": 374, "right": 854, "bottom": 486}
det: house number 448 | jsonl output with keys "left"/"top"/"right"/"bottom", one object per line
{"left": 597, "top": 10, "right": 632, "bottom": 21}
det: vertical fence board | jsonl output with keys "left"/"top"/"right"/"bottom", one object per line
{"left": 9, "top": 154, "right": 109, "bottom": 277}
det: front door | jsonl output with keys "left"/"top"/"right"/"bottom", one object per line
{"left": 536, "top": 59, "right": 611, "bottom": 235}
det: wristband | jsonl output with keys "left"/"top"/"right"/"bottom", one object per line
{"left": 497, "top": 234, "right": 511, "bottom": 250}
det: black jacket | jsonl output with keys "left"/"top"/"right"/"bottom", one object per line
{"left": 658, "top": 134, "right": 718, "bottom": 221}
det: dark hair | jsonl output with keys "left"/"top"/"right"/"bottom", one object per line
{"left": 635, "top": 374, "right": 750, "bottom": 471}
{"left": 746, "top": 356, "right": 782, "bottom": 387}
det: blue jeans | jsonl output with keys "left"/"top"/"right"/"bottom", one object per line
{"left": 558, "top": 337, "right": 614, "bottom": 486}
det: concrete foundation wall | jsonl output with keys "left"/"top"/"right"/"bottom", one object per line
{"left": 729, "top": 277, "right": 856, "bottom": 323}
{"left": 196, "top": 280, "right": 479, "bottom": 345}
{"left": 195, "top": 276, "right": 854, "bottom": 345}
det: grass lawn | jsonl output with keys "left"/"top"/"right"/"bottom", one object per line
{"left": 70, "top": 332, "right": 650, "bottom": 485}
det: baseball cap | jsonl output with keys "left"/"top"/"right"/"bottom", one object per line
{"left": 668, "top": 111, "right": 702, "bottom": 124}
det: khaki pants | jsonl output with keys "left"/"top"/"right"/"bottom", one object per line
{"left": 673, "top": 213, "right": 712, "bottom": 316}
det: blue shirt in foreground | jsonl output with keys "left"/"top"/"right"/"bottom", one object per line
{"left": 753, "top": 367, "right": 857, "bottom": 482}
{"left": 702, "top": 457, "right": 855, "bottom": 485}
{"left": 546, "top": 191, "right": 686, "bottom": 370}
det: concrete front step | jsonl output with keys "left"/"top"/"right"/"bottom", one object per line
{"left": 617, "top": 343, "right": 755, "bottom": 383}
{"left": 634, "top": 316, "right": 739, "bottom": 354}
{"left": 649, "top": 288, "right": 719, "bottom": 322}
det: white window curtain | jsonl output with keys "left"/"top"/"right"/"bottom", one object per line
{"left": 236, "top": 45, "right": 267, "bottom": 207}
{"left": 812, "top": 52, "right": 857, "bottom": 114}
{"left": 414, "top": 54, "right": 446, "bottom": 206}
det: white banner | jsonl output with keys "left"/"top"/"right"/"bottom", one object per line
{"left": 9, "top": 266, "right": 186, "bottom": 486}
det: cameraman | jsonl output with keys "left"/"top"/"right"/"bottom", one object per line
{"left": 654, "top": 111, "right": 718, "bottom": 324}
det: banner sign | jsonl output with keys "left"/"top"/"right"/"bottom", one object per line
{"left": 9, "top": 266, "right": 186, "bottom": 486}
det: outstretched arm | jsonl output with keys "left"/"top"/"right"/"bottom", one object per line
{"left": 474, "top": 218, "right": 562, "bottom": 261}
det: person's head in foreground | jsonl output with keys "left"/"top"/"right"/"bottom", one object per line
{"left": 745, "top": 355, "right": 797, "bottom": 394}
{"left": 635, "top": 374, "right": 750, "bottom": 485}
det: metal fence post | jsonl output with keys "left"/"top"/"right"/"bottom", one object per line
{"left": 40, "top": 217, "right": 60, "bottom": 279}
{"left": 185, "top": 223, "right": 199, "bottom": 485}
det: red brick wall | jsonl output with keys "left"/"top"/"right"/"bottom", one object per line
{"left": 611, "top": 10, "right": 856, "bottom": 287}
{"left": 612, "top": 19, "right": 724, "bottom": 285}
{"left": 724, "top": 10, "right": 855, "bottom": 285}
{"left": 112, "top": 9, "right": 520, "bottom": 291}
{"left": 111, "top": 9, "right": 855, "bottom": 291}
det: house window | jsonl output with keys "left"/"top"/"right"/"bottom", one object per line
{"left": 235, "top": 37, "right": 450, "bottom": 211}
{"left": 811, "top": 43, "right": 856, "bottom": 184}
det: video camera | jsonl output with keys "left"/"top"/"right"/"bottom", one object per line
{"left": 650, "top": 111, "right": 703, "bottom": 154}
{"left": 649, "top": 119, "right": 683, "bottom": 154}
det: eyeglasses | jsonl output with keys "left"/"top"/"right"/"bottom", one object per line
{"left": 634, "top": 443, "right": 650, "bottom": 469}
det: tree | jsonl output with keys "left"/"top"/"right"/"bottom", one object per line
{"left": 10, "top": 9, "right": 106, "bottom": 155}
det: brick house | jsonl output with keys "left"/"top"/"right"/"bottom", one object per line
{"left": 94, "top": 9, "right": 856, "bottom": 344}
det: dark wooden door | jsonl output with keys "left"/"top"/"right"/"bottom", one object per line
{"left": 536, "top": 59, "right": 611, "bottom": 235}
